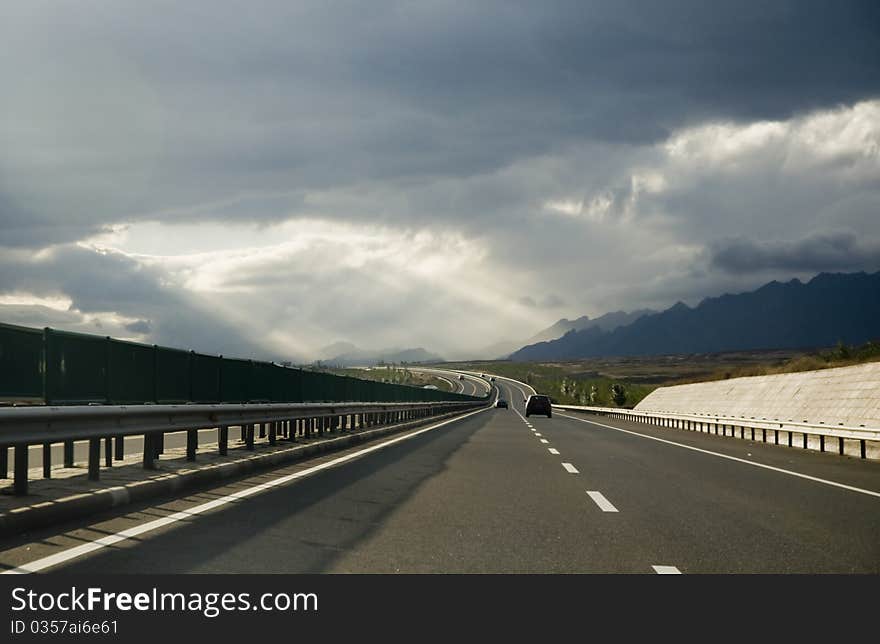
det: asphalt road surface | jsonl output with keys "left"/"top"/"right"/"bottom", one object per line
{"left": 2, "top": 377, "right": 878, "bottom": 573}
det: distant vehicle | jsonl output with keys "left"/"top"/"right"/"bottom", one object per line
{"left": 458, "top": 375, "right": 464, "bottom": 380}
{"left": 422, "top": 385, "right": 438, "bottom": 390}
{"left": 525, "top": 394, "right": 552, "bottom": 418}
{"left": 490, "top": 376, "right": 496, "bottom": 382}
{"left": 495, "top": 399, "right": 508, "bottom": 409}
{"left": 479, "top": 373, "right": 485, "bottom": 378}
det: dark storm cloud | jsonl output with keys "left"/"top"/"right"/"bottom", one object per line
{"left": 2, "top": 1, "right": 879, "bottom": 357}
{"left": 2, "top": 0, "right": 879, "bottom": 246}
{"left": 710, "top": 233, "right": 880, "bottom": 274}
{"left": 124, "top": 319, "right": 152, "bottom": 334}
{"left": 0, "top": 246, "right": 283, "bottom": 360}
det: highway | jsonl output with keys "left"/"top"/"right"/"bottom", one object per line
{"left": 14, "top": 368, "right": 488, "bottom": 471}
{"left": 1, "top": 375, "right": 878, "bottom": 573}
{"left": 417, "top": 367, "right": 490, "bottom": 397}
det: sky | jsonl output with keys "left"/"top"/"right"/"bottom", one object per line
{"left": 1, "top": 0, "right": 879, "bottom": 361}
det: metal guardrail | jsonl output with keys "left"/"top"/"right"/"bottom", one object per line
{"left": 0, "top": 399, "right": 487, "bottom": 496}
{"left": 553, "top": 404, "right": 880, "bottom": 458}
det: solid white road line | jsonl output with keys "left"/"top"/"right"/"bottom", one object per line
{"left": 3, "top": 406, "right": 492, "bottom": 575}
{"left": 562, "top": 462, "right": 579, "bottom": 474}
{"left": 548, "top": 448, "right": 560, "bottom": 455}
{"left": 586, "top": 491, "right": 619, "bottom": 512}
{"left": 652, "top": 565, "right": 682, "bottom": 574}
{"left": 557, "top": 413, "right": 880, "bottom": 500}
{"left": 540, "top": 439, "right": 549, "bottom": 444}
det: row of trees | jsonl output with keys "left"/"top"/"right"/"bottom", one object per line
{"left": 558, "top": 377, "right": 628, "bottom": 406}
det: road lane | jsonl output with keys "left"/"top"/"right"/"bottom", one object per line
{"left": 482, "top": 376, "right": 879, "bottom": 572}
{"left": 412, "top": 367, "right": 488, "bottom": 397}
{"left": 2, "top": 374, "right": 876, "bottom": 573}
{"left": 525, "top": 407, "right": 880, "bottom": 572}
{"left": 1, "top": 385, "right": 653, "bottom": 573}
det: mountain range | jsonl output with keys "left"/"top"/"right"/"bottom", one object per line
{"left": 523, "top": 309, "right": 655, "bottom": 345}
{"left": 469, "top": 309, "right": 655, "bottom": 360}
{"left": 509, "top": 272, "right": 880, "bottom": 360}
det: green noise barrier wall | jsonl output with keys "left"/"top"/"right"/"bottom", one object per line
{"left": 0, "top": 322, "right": 480, "bottom": 405}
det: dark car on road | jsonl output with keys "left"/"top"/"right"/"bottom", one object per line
{"left": 525, "top": 394, "right": 552, "bottom": 418}
{"left": 495, "top": 399, "right": 508, "bottom": 409}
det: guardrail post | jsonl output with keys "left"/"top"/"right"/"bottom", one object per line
{"left": 43, "top": 442, "right": 52, "bottom": 478}
{"left": 259, "top": 423, "right": 266, "bottom": 439}
{"left": 104, "top": 437, "right": 113, "bottom": 467}
{"left": 88, "top": 438, "right": 101, "bottom": 480}
{"left": 246, "top": 424, "right": 255, "bottom": 450}
{"left": 0, "top": 446, "right": 7, "bottom": 478}
{"left": 269, "top": 421, "right": 276, "bottom": 445}
{"left": 64, "top": 440, "right": 74, "bottom": 467}
{"left": 187, "top": 429, "right": 198, "bottom": 461}
{"left": 819, "top": 435, "right": 825, "bottom": 452}
{"left": 219, "top": 425, "right": 228, "bottom": 455}
{"left": 157, "top": 432, "right": 165, "bottom": 455}
{"left": 115, "top": 435, "right": 124, "bottom": 460}
{"left": 143, "top": 433, "right": 156, "bottom": 470}
{"left": 14, "top": 444, "right": 28, "bottom": 495}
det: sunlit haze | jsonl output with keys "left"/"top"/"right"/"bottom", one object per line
{"left": 2, "top": 1, "right": 878, "bottom": 361}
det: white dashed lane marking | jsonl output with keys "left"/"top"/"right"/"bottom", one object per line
{"left": 548, "top": 448, "right": 560, "bottom": 455}
{"left": 586, "top": 491, "right": 619, "bottom": 512}
{"left": 557, "top": 412, "right": 880, "bottom": 500}
{"left": 652, "top": 566, "right": 682, "bottom": 574}
{"left": 540, "top": 439, "right": 549, "bottom": 444}
{"left": 562, "top": 463, "right": 579, "bottom": 474}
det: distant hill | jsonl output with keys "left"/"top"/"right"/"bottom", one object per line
{"left": 318, "top": 344, "right": 443, "bottom": 366}
{"left": 316, "top": 341, "right": 359, "bottom": 361}
{"left": 509, "top": 272, "right": 880, "bottom": 360}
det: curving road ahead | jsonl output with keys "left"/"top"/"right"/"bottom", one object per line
{"left": 1, "top": 374, "right": 878, "bottom": 573}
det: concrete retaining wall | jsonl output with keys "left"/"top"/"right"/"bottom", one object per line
{"left": 635, "top": 362, "right": 880, "bottom": 428}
